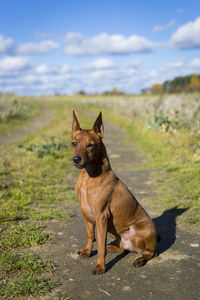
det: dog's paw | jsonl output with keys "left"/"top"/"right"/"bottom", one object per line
{"left": 77, "top": 248, "right": 91, "bottom": 258}
{"left": 92, "top": 264, "right": 106, "bottom": 275}
{"left": 133, "top": 257, "right": 146, "bottom": 268}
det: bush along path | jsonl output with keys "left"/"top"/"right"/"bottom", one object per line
{"left": 33, "top": 110, "right": 199, "bottom": 300}
{"left": 0, "top": 102, "right": 199, "bottom": 299}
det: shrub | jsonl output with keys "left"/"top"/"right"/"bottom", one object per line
{"left": 0, "top": 96, "right": 29, "bottom": 122}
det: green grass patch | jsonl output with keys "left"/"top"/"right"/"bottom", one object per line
{"left": 0, "top": 251, "right": 53, "bottom": 280}
{"left": 0, "top": 276, "right": 57, "bottom": 298}
{"left": 30, "top": 206, "right": 73, "bottom": 221}
{"left": 0, "top": 225, "right": 55, "bottom": 298}
{"left": 0, "top": 224, "right": 51, "bottom": 251}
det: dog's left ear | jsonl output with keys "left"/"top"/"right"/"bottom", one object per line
{"left": 93, "top": 112, "right": 104, "bottom": 138}
{"left": 72, "top": 110, "right": 81, "bottom": 132}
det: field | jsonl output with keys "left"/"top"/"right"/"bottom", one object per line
{"left": 0, "top": 93, "right": 200, "bottom": 299}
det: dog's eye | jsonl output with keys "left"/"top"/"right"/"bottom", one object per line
{"left": 72, "top": 142, "right": 77, "bottom": 147}
{"left": 87, "top": 143, "right": 95, "bottom": 148}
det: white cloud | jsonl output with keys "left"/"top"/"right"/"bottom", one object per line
{"left": 170, "top": 17, "right": 200, "bottom": 48}
{"left": 16, "top": 40, "right": 59, "bottom": 55}
{"left": 64, "top": 32, "right": 155, "bottom": 55}
{"left": 83, "top": 58, "right": 115, "bottom": 70}
{"left": 0, "top": 58, "right": 140, "bottom": 94}
{"left": 0, "top": 56, "right": 32, "bottom": 76}
{"left": 35, "top": 64, "right": 53, "bottom": 74}
{"left": 153, "top": 20, "right": 176, "bottom": 33}
{"left": 189, "top": 58, "right": 200, "bottom": 68}
{"left": 35, "top": 64, "right": 70, "bottom": 74}
{"left": 65, "top": 32, "right": 83, "bottom": 44}
{"left": 125, "top": 60, "right": 141, "bottom": 68}
{"left": 0, "top": 35, "right": 13, "bottom": 53}
{"left": 166, "top": 59, "right": 186, "bottom": 69}
{"left": 1, "top": 54, "right": 200, "bottom": 95}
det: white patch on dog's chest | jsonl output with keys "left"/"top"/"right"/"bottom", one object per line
{"left": 120, "top": 227, "right": 143, "bottom": 253}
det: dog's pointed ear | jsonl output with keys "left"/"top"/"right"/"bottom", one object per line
{"left": 72, "top": 110, "right": 81, "bottom": 132}
{"left": 93, "top": 112, "right": 104, "bottom": 137}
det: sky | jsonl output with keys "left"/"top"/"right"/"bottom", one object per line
{"left": 0, "top": 0, "right": 200, "bottom": 95}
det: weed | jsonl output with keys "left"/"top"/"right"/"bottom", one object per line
{"left": 149, "top": 111, "right": 171, "bottom": 131}
{"left": 25, "top": 136, "right": 68, "bottom": 158}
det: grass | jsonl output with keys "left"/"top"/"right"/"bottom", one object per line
{"left": 0, "top": 251, "right": 53, "bottom": 279}
{"left": 0, "top": 276, "right": 57, "bottom": 298}
{"left": 0, "top": 250, "right": 57, "bottom": 298}
{"left": 0, "top": 224, "right": 51, "bottom": 251}
{"left": 0, "top": 99, "right": 78, "bottom": 298}
{"left": 0, "top": 100, "right": 76, "bottom": 223}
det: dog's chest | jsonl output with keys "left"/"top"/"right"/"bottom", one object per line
{"left": 77, "top": 176, "right": 97, "bottom": 224}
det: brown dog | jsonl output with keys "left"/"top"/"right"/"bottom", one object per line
{"left": 72, "top": 111, "right": 160, "bottom": 275}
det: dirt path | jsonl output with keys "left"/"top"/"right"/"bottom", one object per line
{"left": 0, "top": 106, "right": 54, "bottom": 150}
{"left": 34, "top": 115, "right": 200, "bottom": 300}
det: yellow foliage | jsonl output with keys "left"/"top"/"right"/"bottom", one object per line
{"left": 189, "top": 73, "right": 200, "bottom": 91}
{"left": 150, "top": 83, "right": 164, "bottom": 94}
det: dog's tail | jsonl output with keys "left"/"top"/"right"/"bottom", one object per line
{"left": 157, "top": 233, "right": 161, "bottom": 242}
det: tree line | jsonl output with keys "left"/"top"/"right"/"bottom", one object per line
{"left": 148, "top": 73, "right": 200, "bottom": 94}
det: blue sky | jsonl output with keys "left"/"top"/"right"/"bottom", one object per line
{"left": 0, "top": 0, "right": 200, "bottom": 94}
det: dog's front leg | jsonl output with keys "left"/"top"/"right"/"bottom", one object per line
{"left": 93, "top": 214, "right": 107, "bottom": 275}
{"left": 78, "top": 217, "right": 95, "bottom": 258}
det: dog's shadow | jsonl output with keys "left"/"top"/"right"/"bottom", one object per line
{"left": 153, "top": 206, "right": 188, "bottom": 255}
{"left": 96, "top": 206, "right": 188, "bottom": 271}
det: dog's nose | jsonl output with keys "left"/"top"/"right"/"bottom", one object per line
{"left": 73, "top": 155, "right": 81, "bottom": 164}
